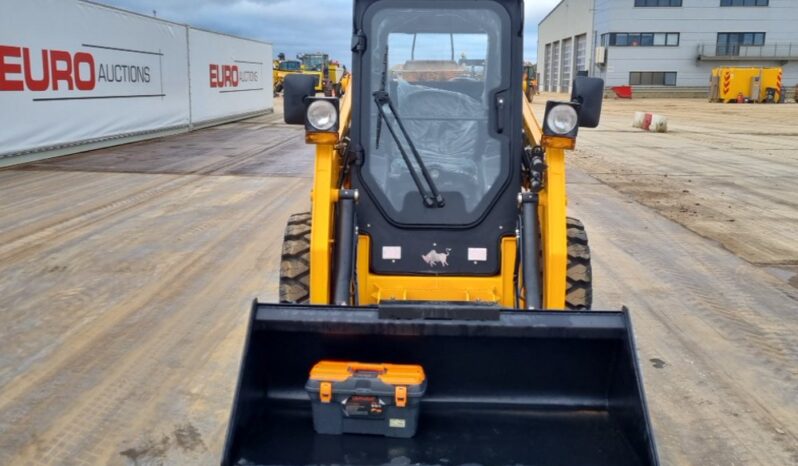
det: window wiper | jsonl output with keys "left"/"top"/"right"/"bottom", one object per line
{"left": 375, "top": 45, "right": 389, "bottom": 150}
{"left": 373, "top": 91, "right": 445, "bottom": 208}
{"left": 373, "top": 44, "right": 443, "bottom": 208}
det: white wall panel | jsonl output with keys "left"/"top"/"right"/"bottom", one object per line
{"left": 0, "top": 0, "right": 190, "bottom": 157}
{"left": 0, "top": 0, "right": 274, "bottom": 160}
{"left": 188, "top": 28, "right": 272, "bottom": 124}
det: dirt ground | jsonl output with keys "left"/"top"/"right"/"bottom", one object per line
{"left": 0, "top": 112, "right": 312, "bottom": 466}
{"left": 560, "top": 96, "right": 798, "bottom": 283}
{"left": 0, "top": 98, "right": 796, "bottom": 465}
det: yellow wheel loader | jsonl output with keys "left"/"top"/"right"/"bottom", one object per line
{"left": 223, "top": 1, "right": 658, "bottom": 465}
{"left": 298, "top": 52, "right": 345, "bottom": 96}
{"left": 273, "top": 54, "right": 324, "bottom": 95}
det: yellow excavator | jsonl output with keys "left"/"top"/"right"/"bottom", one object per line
{"left": 222, "top": 1, "right": 658, "bottom": 465}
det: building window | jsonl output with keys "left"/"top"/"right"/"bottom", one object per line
{"left": 603, "top": 33, "right": 679, "bottom": 47}
{"left": 544, "top": 43, "right": 552, "bottom": 92}
{"left": 720, "top": 0, "right": 768, "bottom": 6}
{"left": 575, "top": 34, "right": 587, "bottom": 74}
{"left": 551, "top": 41, "right": 560, "bottom": 91}
{"left": 630, "top": 72, "right": 677, "bottom": 86}
{"left": 717, "top": 32, "right": 766, "bottom": 55}
{"left": 561, "top": 38, "right": 572, "bottom": 93}
{"left": 635, "top": 0, "right": 682, "bottom": 6}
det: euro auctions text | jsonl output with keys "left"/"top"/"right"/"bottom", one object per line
{"left": 209, "top": 63, "right": 259, "bottom": 88}
{"left": 0, "top": 45, "right": 154, "bottom": 92}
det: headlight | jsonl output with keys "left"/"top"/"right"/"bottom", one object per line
{"left": 307, "top": 99, "right": 338, "bottom": 131}
{"left": 546, "top": 104, "right": 578, "bottom": 135}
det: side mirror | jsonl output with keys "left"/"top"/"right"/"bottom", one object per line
{"left": 571, "top": 76, "right": 604, "bottom": 128}
{"left": 283, "top": 74, "right": 317, "bottom": 125}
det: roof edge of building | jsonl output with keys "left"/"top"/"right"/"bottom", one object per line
{"left": 538, "top": 0, "right": 567, "bottom": 26}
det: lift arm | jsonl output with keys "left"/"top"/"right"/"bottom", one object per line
{"left": 522, "top": 97, "right": 567, "bottom": 310}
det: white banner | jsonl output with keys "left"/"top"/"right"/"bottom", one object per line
{"left": 188, "top": 28, "right": 273, "bottom": 124}
{"left": 0, "top": 0, "right": 190, "bottom": 157}
{"left": 0, "top": 0, "right": 274, "bottom": 159}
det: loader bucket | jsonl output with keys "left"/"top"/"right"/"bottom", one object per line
{"left": 222, "top": 301, "right": 659, "bottom": 466}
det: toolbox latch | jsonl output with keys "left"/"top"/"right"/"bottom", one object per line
{"left": 320, "top": 382, "right": 332, "bottom": 403}
{"left": 395, "top": 386, "right": 407, "bottom": 408}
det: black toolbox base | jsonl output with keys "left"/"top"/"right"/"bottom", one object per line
{"left": 233, "top": 403, "right": 646, "bottom": 466}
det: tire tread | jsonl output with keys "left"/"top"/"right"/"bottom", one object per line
{"left": 566, "top": 217, "right": 593, "bottom": 310}
{"left": 279, "top": 212, "right": 311, "bottom": 303}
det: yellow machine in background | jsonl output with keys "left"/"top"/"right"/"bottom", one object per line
{"left": 710, "top": 67, "right": 783, "bottom": 103}
{"left": 272, "top": 55, "right": 304, "bottom": 94}
{"left": 274, "top": 53, "right": 324, "bottom": 94}
{"left": 298, "top": 52, "right": 344, "bottom": 96}
{"left": 274, "top": 52, "right": 345, "bottom": 96}
{"left": 523, "top": 62, "right": 537, "bottom": 102}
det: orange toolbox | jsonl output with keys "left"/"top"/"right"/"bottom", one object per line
{"left": 305, "top": 361, "right": 427, "bottom": 438}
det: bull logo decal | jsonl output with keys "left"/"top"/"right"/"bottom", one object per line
{"left": 421, "top": 248, "right": 451, "bottom": 267}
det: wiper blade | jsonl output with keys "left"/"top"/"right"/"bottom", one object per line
{"left": 373, "top": 90, "right": 445, "bottom": 208}
{"left": 375, "top": 45, "right": 389, "bottom": 149}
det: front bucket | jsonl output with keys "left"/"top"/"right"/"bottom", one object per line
{"left": 222, "top": 302, "right": 659, "bottom": 466}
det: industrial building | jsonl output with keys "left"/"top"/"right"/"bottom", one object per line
{"left": 537, "top": 0, "right": 798, "bottom": 92}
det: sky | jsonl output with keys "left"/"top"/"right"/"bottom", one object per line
{"left": 96, "top": 0, "right": 561, "bottom": 65}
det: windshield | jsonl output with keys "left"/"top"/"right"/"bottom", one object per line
{"left": 364, "top": 5, "right": 508, "bottom": 224}
{"left": 280, "top": 60, "right": 301, "bottom": 71}
{"left": 302, "top": 54, "right": 327, "bottom": 71}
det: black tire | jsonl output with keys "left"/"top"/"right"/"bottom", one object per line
{"left": 565, "top": 217, "right": 593, "bottom": 310}
{"left": 274, "top": 82, "right": 283, "bottom": 94}
{"left": 279, "top": 212, "right": 311, "bottom": 303}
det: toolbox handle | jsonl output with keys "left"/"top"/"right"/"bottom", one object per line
{"left": 347, "top": 362, "right": 387, "bottom": 375}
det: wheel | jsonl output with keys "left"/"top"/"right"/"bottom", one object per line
{"left": 279, "top": 212, "right": 311, "bottom": 303}
{"left": 274, "top": 82, "right": 283, "bottom": 94}
{"left": 565, "top": 217, "right": 593, "bottom": 310}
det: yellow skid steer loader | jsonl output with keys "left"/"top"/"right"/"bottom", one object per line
{"left": 222, "top": 1, "right": 658, "bottom": 464}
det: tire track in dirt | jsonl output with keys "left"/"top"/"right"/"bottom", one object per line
{"left": 47, "top": 190, "right": 296, "bottom": 465}
{"left": 569, "top": 171, "right": 798, "bottom": 466}
{"left": 0, "top": 133, "right": 301, "bottom": 266}
{"left": 0, "top": 177, "right": 305, "bottom": 466}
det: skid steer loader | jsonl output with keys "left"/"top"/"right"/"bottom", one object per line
{"left": 222, "top": 1, "right": 658, "bottom": 464}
